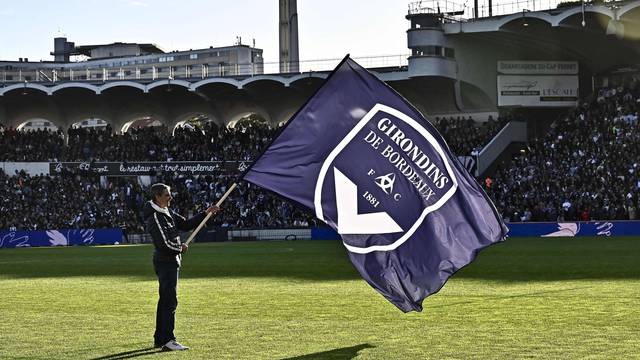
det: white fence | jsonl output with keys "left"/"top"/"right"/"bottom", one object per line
{"left": 227, "top": 228, "right": 312, "bottom": 241}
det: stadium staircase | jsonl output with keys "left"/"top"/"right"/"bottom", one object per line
{"left": 476, "top": 120, "right": 527, "bottom": 176}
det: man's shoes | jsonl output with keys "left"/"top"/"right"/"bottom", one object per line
{"left": 161, "top": 340, "right": 189, "bottom": 351}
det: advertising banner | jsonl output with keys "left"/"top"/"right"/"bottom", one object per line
{"left": 49, "top": 161, "right": 251, "bottom": 176}
{"left": 507, "top": 221, "right": 640, "bottom": 237}
{"left": 498, "top": 75, "right": 578, "bottom": 107}
{"left": 0, "top": 228, "right": 123, "bottom": 248}
{"left": 497, "top": 61, "right": 578, "bottom": 75}
{"left": 312, "top": 221, "right": 640, "bottom": 240}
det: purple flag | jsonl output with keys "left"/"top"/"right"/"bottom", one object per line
{"left": 243, "top": 56, "right": 508, "bottom": 312}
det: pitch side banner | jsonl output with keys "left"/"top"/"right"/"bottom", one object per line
{"left": 243, "top": 56, "right": 508, "bottom": 312}
{"left": 0, "top": 228, "right": 122, "bottom": 248}
{"left": 49, "top": 161, "right": 251, "bottom": 176}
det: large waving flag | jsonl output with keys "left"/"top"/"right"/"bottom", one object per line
{"left": 243, "top": 56, "right": 508, "bottom": 312}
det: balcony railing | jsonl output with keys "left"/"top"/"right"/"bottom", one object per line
{"left": 408, "top": 0, "right": 568, "bottom": 21}
{"left": 0, "top": 54, "right": 410, "bottom": 85}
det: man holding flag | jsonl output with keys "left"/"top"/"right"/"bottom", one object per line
{"left": 144, "top": 183, "right": 220, "bottom": 351}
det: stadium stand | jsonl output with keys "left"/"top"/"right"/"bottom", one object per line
{"left": 1, "top": 116, "right": 504, "bottom": 232}
{"left": 0, "top": 127, "right": 65, "bottom": 162}
{"left": 433, "top": 114, "right": 509, "bottom": 156}
{"left": 0, "top": 167, "right": 319, "bottom": 232}
{"left": 486, "top": 83, "right": 640, "bottom": 222}
{"left": 0, "top": 122, "right": 276, "bottom": 162}
{"left": 0, "top": 116, "right": 503, "bottom": 162}
{"left": 5, "top": 88, "right": 637, "bottom": 232}
{"left": 0, "top": 168, "right": 142, "bottom": 232}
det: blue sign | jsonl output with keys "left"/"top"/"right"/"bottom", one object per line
{"left": 0, "top": 228, "right": 123, "bottom": 248}
{"left": 507, "top": 221, "right": 640, "bottom": 237}
{"left": 314, "top": 221, "right": 640, "bottom": 240}
{"left": 243, "top": 56, "right": 508, "bottom": 312}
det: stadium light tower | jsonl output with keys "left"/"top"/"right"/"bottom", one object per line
{"left": 279, "top": 0, "right": 300, "bottom": 73}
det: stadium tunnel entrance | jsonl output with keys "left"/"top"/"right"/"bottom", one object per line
{"left": 15, "top": 118, "right": 59, "bottom": 132}
{"left": 120, "top": 116, "right": 165, "bottom": 133}
{"left": 71, "top": 118, "right": 109, "bottom": 130}
{"left": 226, "top": 113, "right": 271, "bottom": 129}
{"left": 172, "top": 113, "right": 219, "bottom": 136}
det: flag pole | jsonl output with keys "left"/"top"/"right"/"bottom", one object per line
{"left": 184, "top": 183, "right": 238, "bottom": 246}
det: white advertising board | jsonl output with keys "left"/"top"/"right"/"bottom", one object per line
{"left": 497, "top": 75, "right": 578, "bottom": 107}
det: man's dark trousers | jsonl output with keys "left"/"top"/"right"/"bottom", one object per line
{"left": 154, "top": 260, "right": 179, "bottom": 346}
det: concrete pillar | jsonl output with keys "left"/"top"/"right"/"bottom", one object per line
{"left": 279, "top": 0, "right": 300, "bottom": 73}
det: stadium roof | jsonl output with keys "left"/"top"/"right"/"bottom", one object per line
{"left": 73, "top": 42, "right": 166, "bottom": 57}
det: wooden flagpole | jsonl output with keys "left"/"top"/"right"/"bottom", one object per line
{"left": 184, "top": 183, "right": 238, "bottom": 246}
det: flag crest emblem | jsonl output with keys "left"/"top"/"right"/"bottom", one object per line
{"left": 314, "top": 104, "right": 458, "bottom": 254}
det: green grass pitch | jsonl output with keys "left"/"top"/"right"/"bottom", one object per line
{"left": 0, "top": 237, "right": 639, "bottom": 359}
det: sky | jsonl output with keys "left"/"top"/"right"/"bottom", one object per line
{"left": 0, "top": 0, "right": 411, "bottom": 65}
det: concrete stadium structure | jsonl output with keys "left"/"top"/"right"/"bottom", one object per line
{"left": 0, "top": 0, "right": 638, "bottom": 132}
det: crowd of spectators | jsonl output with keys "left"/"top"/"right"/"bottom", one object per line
{"left": 486, "top": 83, "right": 640, "bottom": 222}
{"left": 432, "top": 115, "right": 509, "bottom": 155}
{"left": 154, "top": 173, "right": 317, "bottom": 229}
{"left": 0, "top": 114, "right": 504, "bottom": 163}
{"left": 0, "top": 167, "right": 316, "bottom": 232}
{"left": 0, "top": 114, "right": 505, "bottom": 232}
{"left": 0, "top": 127, "right": 65, "bottom": 162}
{"left": 0, "top": 122, "right": 275, "bottom": 162}
{"left": 4, "top": 83, "right": 639, "bottom": 232}
{"left": 0, "top": 169, "right": 142, "bottom": 232}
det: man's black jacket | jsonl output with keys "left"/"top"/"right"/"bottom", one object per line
{"left": 143, "top": 201, "right": 207, "bottom": 265}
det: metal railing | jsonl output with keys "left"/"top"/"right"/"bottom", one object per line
{"left": 409, "top": 0, "right": 467, "bottom": 16}
{"left": 1, "top": 63, "right": 264, "bottom": 83}
{"left": 0, "top": 54, "right": 410, "bottom": 85}
{"left": 408, "top": 0, "right": 568, "bottom": 21}
{"left": 265, "top": 54, "right": 410, "bottom": 74}
{"left": 473, "top": 0, "right": 565, "bottom": 18}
